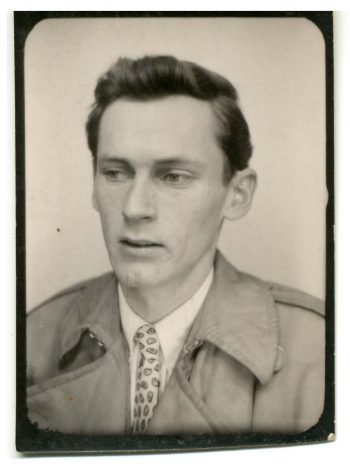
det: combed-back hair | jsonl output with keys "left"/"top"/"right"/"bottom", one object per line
{"left": 86, "top": 55, "right": 253, "bottom": 181}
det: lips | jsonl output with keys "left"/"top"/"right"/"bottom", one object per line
{"left": 120, "top": 238, "right": 163, "bottom": 248}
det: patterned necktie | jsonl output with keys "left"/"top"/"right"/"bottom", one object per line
{"left": 132, "top": 324, "right": 161, "bottom": 434}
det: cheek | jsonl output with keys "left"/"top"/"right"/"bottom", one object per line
{"left": 171, "top": 191, "right": 225, "bottom": 242}
{"left": 96, "top": 196, "right": 123, "bottom": 239}
{"left": 191, "top": 189, "right": 226, "bottom": 227}
{"left": 95, "top": 187, "right": 121, "bottom": 216}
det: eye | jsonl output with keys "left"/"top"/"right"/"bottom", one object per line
{"left": 103, "top": 168, "right": 132, "bottom": 182}
{"left": 161, "top": 171, "right": 193, "bottom": 186}
{"left": 163, "top": 173, "right": 182, "bottom": 182}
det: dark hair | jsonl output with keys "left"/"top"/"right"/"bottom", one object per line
{"left": 86, "top": 55, "right": 253, "bottom": 181}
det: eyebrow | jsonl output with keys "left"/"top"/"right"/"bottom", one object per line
{"left": 98, "top": 155, "right": 204, "bottom": 169}
{"left": 98, "top": 156, "right": 132, "bottom": 166}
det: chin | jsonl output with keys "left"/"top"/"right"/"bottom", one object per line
{"left": 113, "top": 265, "right": 159, "bottom": 289}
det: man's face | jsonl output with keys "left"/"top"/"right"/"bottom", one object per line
{"left": 94, "top": 96, "right": 233, "bottom": 290}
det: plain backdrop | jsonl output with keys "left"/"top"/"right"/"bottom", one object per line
{"left": 25, "top": 16, "right": 327, "bottom": 309}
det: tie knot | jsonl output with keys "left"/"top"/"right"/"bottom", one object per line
{"left": 134, "top": 324, "right": 160, "bottom": 358}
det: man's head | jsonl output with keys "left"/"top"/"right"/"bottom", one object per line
{"left": 86, "top": 55, "right": 253, "bottom": 183}
{"left": 88, "top": 56, "right": 256, "bottom": 294}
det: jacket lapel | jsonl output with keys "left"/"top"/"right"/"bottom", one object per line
{"left": 28, "top": 274, "right": 132, "bottom": 434}
{"left": 184, "top": 252, "right": 278, "bottom": 385}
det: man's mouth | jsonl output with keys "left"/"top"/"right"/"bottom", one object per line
{"left": 120, "top": 238, "right": 163, "bottom": 248}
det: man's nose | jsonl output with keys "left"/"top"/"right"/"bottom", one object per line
{"left": 122, "top": 177, "right": 157, "bottom": 222}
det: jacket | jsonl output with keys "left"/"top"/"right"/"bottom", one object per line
{"left": 26, "top": 252, "right": 325, "bottom": 435}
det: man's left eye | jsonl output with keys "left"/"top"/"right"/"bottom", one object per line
{"left": 161, "top": 172, "right": 192, "bottom": 185}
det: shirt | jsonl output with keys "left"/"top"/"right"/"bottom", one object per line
{"left": 118, "top": 268, "right": 214, "bottom": 423}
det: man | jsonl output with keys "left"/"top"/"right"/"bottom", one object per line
{"left": 26, "top": 55, "right": 324, "bottom": 435}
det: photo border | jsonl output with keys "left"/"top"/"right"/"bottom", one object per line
{"left": 15, "top": 10, "right": 335, "bottom": 454}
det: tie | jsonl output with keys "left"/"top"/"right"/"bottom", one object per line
{"left": 132, "top": 324, "right": 161, "bottom": 434}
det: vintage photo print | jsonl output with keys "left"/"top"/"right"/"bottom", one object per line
{"left": 16, "top": 12, "right": 334, "bottom": 453}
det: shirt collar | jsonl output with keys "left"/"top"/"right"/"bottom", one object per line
{"left": 58, "top": 252, "right": 278, "bottom": 385}
{"left": 118, "top": 269, "right": 214, "bottom": 365}
{"left": 118, "top": 286, "right": 145, "bottom": 355}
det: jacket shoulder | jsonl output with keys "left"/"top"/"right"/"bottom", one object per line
{"left": 28, "top": 272, "right": 113, "bottom": 316}
{"left": 269, "top": 282, "right": 324, "bottom": 317}
{"left": 27, "top": 272, "right": 115, "bottom": 338}
{"left": 235, "top": 260, "right": 324, "bottom": 318}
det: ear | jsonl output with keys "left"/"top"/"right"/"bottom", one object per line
{"left": 223, "top": 168, "right": 257, "bottom": 221}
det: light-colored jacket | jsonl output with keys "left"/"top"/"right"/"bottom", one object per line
{"left": 27, "top": 253, "right": 325, "bottom": 435}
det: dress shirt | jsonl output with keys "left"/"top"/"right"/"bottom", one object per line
{"left": 119, "top": 268, "right": 214, "bottom": 422}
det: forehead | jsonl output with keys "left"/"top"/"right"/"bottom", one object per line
{"left": 97, "top": 96, "right": 222, "bottom": 161}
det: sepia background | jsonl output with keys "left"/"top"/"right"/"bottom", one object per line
{"left": 25, "top": 17, "right": 327, "bottom": 309}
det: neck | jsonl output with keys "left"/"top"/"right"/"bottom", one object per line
{"left": 119, "top": 259, "right": 214, "bottom": 323}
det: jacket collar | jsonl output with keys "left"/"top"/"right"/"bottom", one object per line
{"left": 184, "top": 252, "right": 278, "bottom": 384}
{"left": 58, "top": 272, "right": 122, "bottom": 358}
{"left": 58, "top": 251, "right": 278, "bottom": 385}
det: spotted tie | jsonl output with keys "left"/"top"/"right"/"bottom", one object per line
{"left": 132, "top": 324, "right": 161, "bottom": 434}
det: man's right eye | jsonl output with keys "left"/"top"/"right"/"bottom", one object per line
{"left": 102, "top": 169, "right": 132, "bottom": 181}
